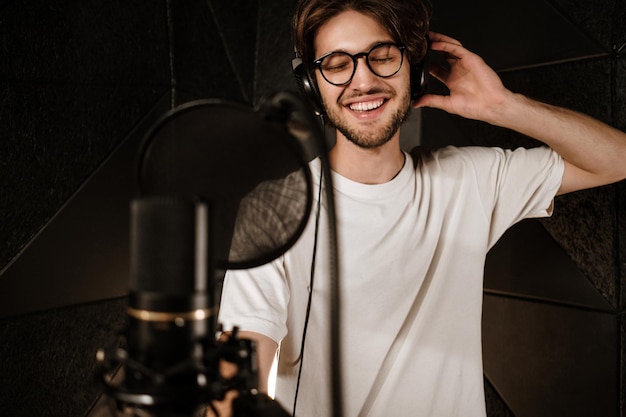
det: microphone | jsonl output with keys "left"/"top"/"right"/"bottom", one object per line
{"left": 127, "top": 196, "right": 214, "bottom": 412}
{"left": 98, "top": 196, "right": 253, "bottom": 416}
{"left": 98, "top": 196, "right": 219, "bottom": 416}
{"left": 97, "top": 196, "right": 290, "bottom": 417}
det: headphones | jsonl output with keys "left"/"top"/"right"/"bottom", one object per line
{"left": 292, "top": 44, "right": 430, "bottom": 116}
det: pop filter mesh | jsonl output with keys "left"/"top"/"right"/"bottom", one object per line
{"left": 137, "top": 99, "right": 313, "bottom": 269}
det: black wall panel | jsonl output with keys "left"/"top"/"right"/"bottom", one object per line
{"left": 0, "top": 298, "right": 127, "bottom": 416}
{"left": 483, "top": 295, "right": 619, "bottom": 417}
{"left": 168, "top": 0, "right": 257, "bottom": 104}
{"left": 0, "top": 0, "right": 624, "bottom": 415}
{"left": 0, "top": 0, "right": 170, "bottom": 272}
{"left": 256, "top": 1, "right": 300, "bottom": 102}
{"left": 0, "top": 1, "right": 295, "bottom": 415}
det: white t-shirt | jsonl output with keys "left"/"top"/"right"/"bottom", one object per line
{"left": 218, "top": 146, "right": 564, "bottom": 417}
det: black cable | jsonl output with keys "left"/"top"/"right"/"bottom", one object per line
{"left": 291, "top": 166, "right": 323, "bottom": 416}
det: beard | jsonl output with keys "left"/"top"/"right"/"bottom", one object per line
{"left": 323, "top": 88, "right": 412, "bottom": 149}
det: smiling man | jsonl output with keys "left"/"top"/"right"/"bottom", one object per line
{"left": 215, "top": 0, "right": 626, "bottom": 416}
{"left": 310, "top": 8, "right": 417, "bottom": 185}
{"left": 315, "top": 10, "right": 412, "bottom": 150}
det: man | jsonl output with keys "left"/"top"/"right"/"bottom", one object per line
{"left": 216, "top": 0, "right": 626, "bottom": 416}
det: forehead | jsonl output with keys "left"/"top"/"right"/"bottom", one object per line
{"left": 314, "top": 10, "right": 394, "bottom": 57}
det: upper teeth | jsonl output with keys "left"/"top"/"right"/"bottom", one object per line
{"left": 349, "top": 99, "right": 384, "bottom": 112}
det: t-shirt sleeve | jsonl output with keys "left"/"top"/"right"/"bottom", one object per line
{"left": 456, "top": 146, "right": 564, "bottom": 248}
{"left": 218, "top": 168, "right": 310, "bottom": 343}
{"left": 218, "top": 259, "right": 290, "bottom": 344}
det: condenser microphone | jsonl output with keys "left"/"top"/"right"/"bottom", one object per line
{"left": 128, "top": 195, "right": 214, "bottom": 402}
{"left": 99, "top": 196, "right": 219, "bottom": 416}
{"left": 98, "top": 195, "right": 291, "bottom": 417}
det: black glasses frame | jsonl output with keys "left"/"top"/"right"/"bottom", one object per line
{"left": 312, "top": 42, "right": 407, "bottom": 86}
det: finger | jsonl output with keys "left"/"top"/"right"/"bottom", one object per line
{"left": 429, "top": 41, "right": 472, "bottom": 67}
{"left": 428, "top": 62, "right": 450, "bottom": 84}
{"left": 206, "top": 390, "right": 239, "bottom": 417}
{"left": 430, "top": 39, "right": 467, "bottom": 56}
{"left": 220, "top": 359, "right": 238, "bottom": 379}
{"left": 412, "top": 93, "right": 452, "bottom": 112}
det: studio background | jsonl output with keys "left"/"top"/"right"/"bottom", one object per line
{"left": 0, "top": 0, "right": 624, "bottom": 416}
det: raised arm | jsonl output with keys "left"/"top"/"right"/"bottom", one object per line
{"left": 415, "top": 31, "right": 626, "bottom": 195}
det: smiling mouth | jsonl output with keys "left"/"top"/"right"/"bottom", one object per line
{"left": 348, "top": 99, "right": 385, "bottom": 112}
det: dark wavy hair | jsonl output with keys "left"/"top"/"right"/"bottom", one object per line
{"left": 292, "top": 0, "right": 432, "bottom": 71}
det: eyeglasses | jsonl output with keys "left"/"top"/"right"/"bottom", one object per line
{"left": 313, "top": 43, "right": 406, "bottom": 86}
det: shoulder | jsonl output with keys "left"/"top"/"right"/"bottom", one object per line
{"left": 409, "top": 145, "right": 556, "bottom": 170}
{"left": 408, "top": 146, "right": 497, "bottom": 175}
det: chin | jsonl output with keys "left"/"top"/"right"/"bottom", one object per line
{"left": 330, "top": 102, "right": 411, "bottom": 149}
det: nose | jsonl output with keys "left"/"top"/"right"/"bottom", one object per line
{"left": 349, "top": 56, "right": 378, "bottom": 90}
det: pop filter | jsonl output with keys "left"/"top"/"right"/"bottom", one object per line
{"left": 96, "top": 95, "right": 328, "bottom": 417}
{"left": 137, "top": 98, "right": 315, "bottom": 270}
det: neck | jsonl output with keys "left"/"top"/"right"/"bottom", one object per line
{"left": 329, "top": 133, "right": 405, "bottom": 184}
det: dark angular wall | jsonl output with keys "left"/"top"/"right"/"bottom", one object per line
{"left": 1, "top": 0, "right": 624, "bottom": 416}
{"left": 0, "top": 1, "right": 169, "bottom": 415}
{"left": 0, "top": 0, "right": 169, "bottom": 273}
{"left": 0, "top": 1, "right": 297, "bottom": 416}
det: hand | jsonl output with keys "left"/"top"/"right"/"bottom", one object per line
{"left": 205, "top": 390, "right": 238, "bottom": 417}
{"left": 413, "top": 31, "right": 514, "bottom": 124}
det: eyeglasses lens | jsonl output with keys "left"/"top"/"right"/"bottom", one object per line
{"left": 319, "top": 44, "right": 403, "bottom": 85}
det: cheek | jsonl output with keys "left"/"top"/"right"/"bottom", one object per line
{"left": 315, "top": 73, "right": 339, "bottom": 104}
{"left": 398, "top": 65, "right": 413, "bottom": 93}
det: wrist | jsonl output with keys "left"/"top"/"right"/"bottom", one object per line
{"left": 484, "top": 91, "right": 526, "bottom": 128}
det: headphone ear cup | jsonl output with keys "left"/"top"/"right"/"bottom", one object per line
{"left": 292, "top": 56, "right": 324, "bottom": 115}
{"left": 410, "top": 51, "right": 429, "bottom": 100}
